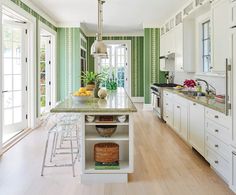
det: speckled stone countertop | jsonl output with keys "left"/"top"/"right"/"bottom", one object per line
{"left": 51, "top": 88, "right": 137, "bottom": 113}
{"left": 164, "top": 88, "right": 226, "bottom": 114}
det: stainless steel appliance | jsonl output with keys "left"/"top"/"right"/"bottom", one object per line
{"left": 151, "top": 83, "right": 178, "bottom": 120}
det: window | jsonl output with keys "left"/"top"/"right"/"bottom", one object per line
{"left": 202, "top": 20, "right": 211, "bottom": 72}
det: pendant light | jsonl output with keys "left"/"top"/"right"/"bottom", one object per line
{"left": 91, "top": 0, "right": 108, "bottom": 58}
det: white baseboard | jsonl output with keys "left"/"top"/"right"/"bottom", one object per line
{"left": 143, "top": 104, "right": 153, "bottom": 111}
{"left": 131, "top": 97, "right": 144, "bottom": 103}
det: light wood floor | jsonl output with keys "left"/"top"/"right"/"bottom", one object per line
{"left": 0, "top": 104, "right": 234, "bottom": 195}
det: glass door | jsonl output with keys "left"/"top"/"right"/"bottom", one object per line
{"left": 40, "top": 36, "right": 52, "bottom": 114}
{"left": 2, "top": 23, "right": 28, "bottom": 143}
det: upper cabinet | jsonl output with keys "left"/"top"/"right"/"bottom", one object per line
{"left": 160, "top": 0, "right": 232, "bottom": 74}
{"left": 211, "top": 0, "right": 230, "bottom": 72}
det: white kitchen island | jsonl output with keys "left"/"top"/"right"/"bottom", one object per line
{"left": 51, "top": 88, "right": 137, "bottom": 183}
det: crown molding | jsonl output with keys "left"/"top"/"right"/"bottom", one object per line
{"left": 21, "top": 0, "right": 57, "bottom": 26}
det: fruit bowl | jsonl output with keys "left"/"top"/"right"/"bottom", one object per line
{"left": 72, "top": 95, "right": 91, "bottom": 102}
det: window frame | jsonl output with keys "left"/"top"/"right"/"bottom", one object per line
{"left": 202, "top": 19, "right": 211, "bottom": 73}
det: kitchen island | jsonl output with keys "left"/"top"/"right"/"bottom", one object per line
{"left": 51, "top": 88, "right": 137, "bottom": 183}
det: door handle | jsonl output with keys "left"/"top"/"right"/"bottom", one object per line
{"left": 2, "top": 90, "right": 9, "bottom": 93}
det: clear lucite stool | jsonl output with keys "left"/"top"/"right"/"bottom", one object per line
{"left": 41, "top": 113, "right": 81, "bottom": 177}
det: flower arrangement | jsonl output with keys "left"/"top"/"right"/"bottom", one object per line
{"left": 183, "top": 79, "right": 196, "bottom": 88}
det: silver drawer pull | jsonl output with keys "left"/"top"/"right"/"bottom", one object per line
{"left": 166, "top": 103, "right": 168, "bottom": 106}
{"left": 214, "top": 144, "right": 219, "bottom": 148}
{"left": 233, "top": 151, "right": 236, "bottom": 155}
{"left": 177, "top": 106, "right": 180, "bottom": 108}
{"left": 214, "top": 115, "right": 219, "bottom": 119}
{"left": 166, "top": 116, "right": 168, "bottom": 118}
{"left": 193, "top": 103, "right": 196, "bottom": 106}
{"left": 214, "top": 160, "right": 219, "bottom": 164}
{"left": 215, "top": 129, "right": 219, "bottom": 133}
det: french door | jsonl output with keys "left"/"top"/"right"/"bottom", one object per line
{"left": 2, "top": 23, "right": 28, "bottom": 143}
{"left": 98, "top": 43, "right": 129, "bottom": 93}
{"left": 40, "top": 36, "right": 52, "bottom": 114}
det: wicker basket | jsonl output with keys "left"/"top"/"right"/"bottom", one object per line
{"left": 94, "top": 143, "right": 119, "bottom": 163}
{"left": 96, "top": 125, "right": 117, "bottom": 137}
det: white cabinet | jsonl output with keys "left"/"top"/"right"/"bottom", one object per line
{"left": 189, "top": 102, "right": 205, "bottom": 156}
{"left": 211, "top": 0, "right": 230, "bottom": 72}
{"left": 232, "top": 28, "right": 236, "bottom": 148}
{"left": 175, "top": 23, "right": 184, "bottom": 72}
{"left": 231, "top": 148, "right": 236, "bottom": 193}
{"left": 163, "top": 91, "right": 174, "bottom": 128}
{"left": 173, "top": 95, "right": 188, "bottom": 141}
{"left": 160, "top": 30, "right": 176, "bottom": 71}
{"left": 205, "top": 107, "right": 231, "bottom": 182}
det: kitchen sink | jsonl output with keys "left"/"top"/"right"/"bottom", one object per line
{"left": 180, "top": 91, "right": 206, "bottom": 97}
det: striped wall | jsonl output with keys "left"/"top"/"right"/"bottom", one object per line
{"left": 57, "top": 28, "right": 81, "bottom": 101}
{"left": 144, "top": 28, "right": 166, "bottom": 104}
{"left": 87, "top": 36, "right": 144, "bottom": 97}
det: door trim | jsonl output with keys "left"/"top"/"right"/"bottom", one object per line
{"left": 38, "top": 21, "right": 57, "bottom": 115}
{"left": 0, "top": 0, "right": 37, "bottom": 154}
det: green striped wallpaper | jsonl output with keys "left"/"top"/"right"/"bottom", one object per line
{"left": 144, "top": 28, "right": 166, "bottom": 104}
{"left": 87, "top": 36, "right": 144, "bottom": 97}
{"left": 57, "top": 28, "right": 81, "bottom": 101}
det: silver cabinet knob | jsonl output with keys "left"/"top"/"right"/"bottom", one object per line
{"left": 214, "top": 115, "right": 219, "bottom": 119}
{"left": 215, "top": 129, "right": 219, "bottom": 133}
{"left": 214, "top": 144, "right": 219, "bottom": 148}
{"left": 214, "top": 160, "right": 219, "bottom": 164}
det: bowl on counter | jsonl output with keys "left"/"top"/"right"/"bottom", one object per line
{"left": 72, "top": 95, "right": 91, "bottom": 102}
{"left": 86, "top": 115, "right": 95, "bottom": 123}
{"left": 96, "top": 125, "right": 117, "bottom": 137}
{"left": 117, "top": 115, "right": 127, "bottom": 123}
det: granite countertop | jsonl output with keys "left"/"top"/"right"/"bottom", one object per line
{"left": 51, "top": 88, "right": 137, "bottom": 113}
{"left": 164, "top": 88, "right": 226, "bottom": 114}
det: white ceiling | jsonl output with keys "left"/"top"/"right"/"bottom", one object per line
{"left": 28, "top": 0, "right": 189, "bottom": 35}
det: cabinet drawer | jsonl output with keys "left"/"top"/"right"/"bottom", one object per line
{"left": 205, "top": 147, "right": 230, "bottom": 181}
{"left": 205, "top": 133, "right": 230, "bottom": 161}
{"left": 163, "top": 91, "right": 173, "bottom": 98}
{"left": 206, "top": 119, "right": 231, "bottom": 144}
{"left": 205, "top": 108, "right": 231, "bottom": 129}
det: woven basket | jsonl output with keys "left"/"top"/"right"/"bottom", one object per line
{"left": 94, "top": 143, "right": 119, "bottom": 163}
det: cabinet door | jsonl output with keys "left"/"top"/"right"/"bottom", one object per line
{"left": 173, "top": 103, "right": 181, "bottom": 133}
{"left": 232, "top": 150, "right": 236, "bottom": 192}
{"left": 189, "top": 102, "right": 205, "bottom": 156}
{"left": 232, "top": 29, "right": 236, "bottom": 148}
{"left": 175, "top": 23, "right": 184, "bottom": 72}
{"left": 180, "top": 105, "right": 188, "bottom": 141}
{"left": 212, "top": 0, "right": 230, "bottom": 72}
{"left": 160, "top": 35, "right": 167, "bottom": 71}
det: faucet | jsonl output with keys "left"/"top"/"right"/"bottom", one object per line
{"left": 195, "top": 78, "right": 216, "bottom": 96}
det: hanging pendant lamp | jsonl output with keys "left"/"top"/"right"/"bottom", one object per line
{"left": 91, "top": 0, "right": 108, "bottom": 58}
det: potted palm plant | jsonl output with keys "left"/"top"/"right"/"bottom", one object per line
{"left": 81, "top": 71, "right": 97, "bottom": 91}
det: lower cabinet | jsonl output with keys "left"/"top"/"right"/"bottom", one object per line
{"left": 189, "top": 102, "right": 205, "bottom": 156}
{"left": 173, "top": 101, "right": 188, "bottom": 141}
{"left": 231, "top": 148, "right": 236, "bottom": 192}
{"left": 205, "top": 147, "right": 230, "bottom": 181}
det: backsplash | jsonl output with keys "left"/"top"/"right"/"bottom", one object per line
{"left": 173, "top": 72, "right": 226, "bottom": 95}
